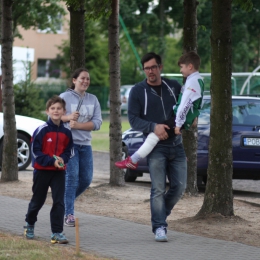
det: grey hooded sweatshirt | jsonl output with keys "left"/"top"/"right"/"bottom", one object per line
{"left": 60, "top": 89, "right": 102, "bottom": 146}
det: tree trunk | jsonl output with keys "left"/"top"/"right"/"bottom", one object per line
{"left": 197, "top": 0, "right": 233, "bottom": 216}
{"left": 182, "top": 0, "right": 199, "bottom": 195}
{"left": 158, "top": 0, "right": 166, "bottom": 59}
{"left": 1, "top": 0, "right": 18, "bottom": 181}
{"left": 138, "top": 2, "right": 149, "bottom": 54}
{"left": 68, "top": 0, "right": 85, "bottom": 74}
{"left": 183, "top": 0, "right": 198, "bottom": 53}
{"left": 108, "top": 0, "right": 124, "bottom": 186}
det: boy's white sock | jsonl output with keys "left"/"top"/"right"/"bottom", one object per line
{"left": 131, "top": 153, "right": 141, "bottom": 164}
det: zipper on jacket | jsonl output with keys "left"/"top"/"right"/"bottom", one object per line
{"left": 160, "top": 88, "right": 167, "bottom": 120}
{"left": 55, "top": 126, "right": 59, "bottom": 155}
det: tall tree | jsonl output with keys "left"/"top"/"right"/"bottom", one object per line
{"left": 1, "top": 0, "right": 18, "bottom": 181}
{"left": 56, "top": 19, "right": 109, "bottom": 87}
{"left": 12, "top": 0, "right": 66, "bottom": 39}
{"left": 197, "top": 0, "right": 233, "bottom": 216}
{"left": 182, "top": 0, "right": 199, "bottom": 195}
{"left": 66, "top": 0, "right": 85, "bottom": 74}
{"left": 108, "top": 0, "right": 124, "bottom": 186}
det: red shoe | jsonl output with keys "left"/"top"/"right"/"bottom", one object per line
{"left": 115, "top": 156, "right": 138, "bottom": 169}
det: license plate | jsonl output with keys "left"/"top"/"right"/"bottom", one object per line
{"left": 243, "top": 137, "right": 260, "bottom": 146}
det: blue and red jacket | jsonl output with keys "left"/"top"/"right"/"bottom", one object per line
{"left": 31, "top": 118, "right": 74, "bottom": 171}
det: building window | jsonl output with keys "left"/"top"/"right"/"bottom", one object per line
{"left": 37, "top": 59, "right": 60, "bottom": 78}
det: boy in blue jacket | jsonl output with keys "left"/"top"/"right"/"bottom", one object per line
{"left": 24, "top": 95, "right": 74, "bottom": 244}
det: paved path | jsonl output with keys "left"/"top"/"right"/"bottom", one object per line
{"left": 1, "top": 195, "right": 260, "bottom": 260}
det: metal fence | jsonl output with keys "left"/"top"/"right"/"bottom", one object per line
{"left": 36, "top": 84, "right": 109, "bottom": 111}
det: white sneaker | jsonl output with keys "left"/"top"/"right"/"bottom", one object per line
{"left": 155, "top": 227, "right": 168, "bottom": 242}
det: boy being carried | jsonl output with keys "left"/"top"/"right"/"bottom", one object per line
{"left": 24, "top": 96, "right": 74, "bottom": 244}
{"left": 115, "top": 51, "right": 204, "bottom": 169}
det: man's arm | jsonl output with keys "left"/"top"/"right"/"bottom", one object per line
{"left": 127, "top": 86, "right": 157, "bottom": 134}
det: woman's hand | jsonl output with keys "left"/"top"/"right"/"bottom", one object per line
{"left": 70, "top": 111, "right": 80, "bottom": 121}
{"left": 69, "top": 120, "right": 79, "bottom": 129}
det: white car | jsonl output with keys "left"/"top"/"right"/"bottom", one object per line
{"left": 0, "top": 113, "right": 45, "bottom": 170}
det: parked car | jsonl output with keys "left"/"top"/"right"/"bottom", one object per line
{"left": 107, "top": 85, "right": 133, "bottom": 113}
{"left": 121, "top": 95, "right": 260, "bottom": 182}
{"left": 0, "top": 113, "right": 45, "bottom": 171}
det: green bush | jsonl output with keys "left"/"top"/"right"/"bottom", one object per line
{"left": 14, "top": 81, "right": 47, "bottom": 121}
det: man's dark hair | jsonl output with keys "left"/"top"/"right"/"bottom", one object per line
{"left": 141, "top": 52, "right": 162, "bottom": 68}
{"left": 46, "top": 95, "right": 66, "bottom": 110}
{"left": 178, "top": 51, "right": 201, "bottom": 70}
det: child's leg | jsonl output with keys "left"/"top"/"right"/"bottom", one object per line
{"left": 50, "top": 170, "right": 66, "bottom": 234}
{"left": 25, "top": 170, "right": 50, "bottom": 225}
{"left": 131, "top": 132, "right": 159, "bottom": 163}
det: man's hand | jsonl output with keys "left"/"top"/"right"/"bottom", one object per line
{"left": 154, "top": 124, "right": 169, "bottom": 140}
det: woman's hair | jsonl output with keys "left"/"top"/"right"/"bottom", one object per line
{"left": 70, "top": 68, "right": 89, "bottom": 89}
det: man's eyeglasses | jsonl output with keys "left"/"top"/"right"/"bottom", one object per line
{"left": 143, "top": 65, "right": 160, "bottom": 72}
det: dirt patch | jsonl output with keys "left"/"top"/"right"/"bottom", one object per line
{"left": 1, "top": 174, "right": 260, "bottom": 248}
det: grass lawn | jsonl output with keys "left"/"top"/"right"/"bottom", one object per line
{"left": 0, "top": 232, "right": 114, "bottom": 260}
{"left": 91, "top": 119, "right": 131, "bottom": 152}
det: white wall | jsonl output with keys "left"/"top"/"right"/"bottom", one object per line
{"left": 0, "top": 46, "right": 34, "bottom": 84}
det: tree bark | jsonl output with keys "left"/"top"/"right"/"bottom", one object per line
{"left": 182, "top": 0, "right": 199, "bottom": 195}
{"left": 158, "top": 0, "right": 166, "bottom": 59}
{"left": 1, "top": 0, "right": 18, "bottom": 181}
{"left": 197, "top": 0, "right": 234, "bottom": 216}
{"left": 183, "top": 0, "right": 198, "bottom": 52}
{"left": 68, "top": 0, "right": 85, "bottom": 74}
{"left": 109, "top": 0, "right": 124, "bottom": 186}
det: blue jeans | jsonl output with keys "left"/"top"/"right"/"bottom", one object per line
{"left": 147, "top": 141, "right": 187, "bottom": 233}
{"left": 64, "top": 144, "right": 93, "bottom": 216}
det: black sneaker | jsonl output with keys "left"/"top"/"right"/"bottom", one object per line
{"left": 51, "top": 233, "right": 69, "bottom": 244}
{"left": 24, "top": 223, "right": 34, "bottom": 239}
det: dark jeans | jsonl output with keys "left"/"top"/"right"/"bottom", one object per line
{"left": 25, "top": 169, "right": 66, "bottom": 233}
{"left": 148, "top": 138, "right": 187, "bottom": 233}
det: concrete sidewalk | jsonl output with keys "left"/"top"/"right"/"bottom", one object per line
{"left": 1, "top": 195, "right": 260, "bottom": 260}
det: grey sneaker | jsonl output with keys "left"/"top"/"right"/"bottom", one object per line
{"left": 155, "top": 227, "right": 168, "bottom": 242}
{"left": 24, "top": 223, "right": 34, "bottom": 239}
{"left": 51, "top": 233, "right": 69, "bottom": 244}
{"left": 64, "top": 214, "right": 75, "bottom": 227}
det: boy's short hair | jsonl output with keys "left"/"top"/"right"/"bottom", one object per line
{"left": 178, "top": 51, "right": 201, "bottom": 70}
{"left": 141, "top": 52, "right": 162, "bottom": 68}
{"left": 46, "top": 95, "right": 66, "bottom": 110}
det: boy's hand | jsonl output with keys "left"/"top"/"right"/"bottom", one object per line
{"left": 191, "top": 117, "right": 198, "bottom": 128}
{"left": 54, "top": 160, "right": 64, "bottom": 169}
{"left": 53, "top": 155, "right": 64, "bottom": 168}
{"left": 175, "top": 127, "right": 182, "bottom": 135}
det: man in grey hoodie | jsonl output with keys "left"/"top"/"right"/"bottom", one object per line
{"left": 127, "top": 52, "right": 187, "bottom": 242}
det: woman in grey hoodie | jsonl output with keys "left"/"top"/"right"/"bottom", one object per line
{"left": 60, "top": 68, "right": 102, "bottom": 227}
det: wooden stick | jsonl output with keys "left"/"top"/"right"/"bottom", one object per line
{"left": 75, "top": 218, "right": 80, "bottom": 254}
